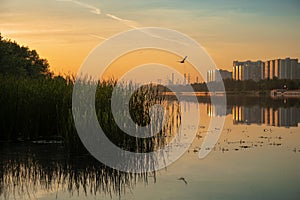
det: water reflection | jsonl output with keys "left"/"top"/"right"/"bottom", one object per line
{"left": 0, "top": 143, "right": 155, "bottom": 200}
{"left": 232, "top": 106, "right": 300, "bottom": 127}
{"left": 0, "top": 97, "right": 182, "bottom": 200}
{"left": 176, "top": 96, "right": 300, "bottom": 156}
{"left": 205, "top": 96, "right": 300, "bottom": 127}
{"left": 1, "top": 96, "right": 300, "bottom": 200}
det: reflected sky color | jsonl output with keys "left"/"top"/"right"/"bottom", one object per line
{"left": 1, "top": 100, "right": 300, "bottom": 200}
{"left": 0, "top": 0, "right": 300, "bottom": 75}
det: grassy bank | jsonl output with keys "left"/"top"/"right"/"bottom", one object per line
{"left": 0, "top": 75, "right": 179, "bottom": 153}
{"left": 0, "top": 75, "right": 74, "bottom": 141}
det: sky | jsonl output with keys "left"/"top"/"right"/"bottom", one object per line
{"left": 1, "top": 0, "right": 300, "bottom": 80}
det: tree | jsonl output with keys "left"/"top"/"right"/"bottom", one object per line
{"left": 0, "top": 33, "right": 52, "bottom": 78}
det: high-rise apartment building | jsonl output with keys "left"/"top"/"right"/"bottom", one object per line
{"left": 232, "top": 60, "right": 263, "bottom": 81}
{"left": 207, "top": 69, "right": 232, "bottom": 82}
{"left": 263, "top": 57, "right": 299, "bottom": 80}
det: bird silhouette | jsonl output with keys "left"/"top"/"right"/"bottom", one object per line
{"left": 178, "top": 177, "right": 188, "bottom": 185}
{"left": 178, "top": 56, "right": 187, "bottom": 63}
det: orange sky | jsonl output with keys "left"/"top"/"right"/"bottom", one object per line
{"left": 103, "top": 49, "right": 200, "bottom": 83}
{"left": 1, "top": 0, "right": 300, "bottom": 79}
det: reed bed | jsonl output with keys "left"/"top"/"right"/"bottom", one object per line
{"left": 0, "top": 75, "right": 74, "bottom": 142}
{"left": 0, "top": 75, "right": 183, "bottom": 199}
{"left": 0, "top": 75, "right": 181, "bottom": 153}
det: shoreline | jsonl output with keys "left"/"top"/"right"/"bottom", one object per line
{"left": 163, "top": 90, "right": 300, "bottom": 98}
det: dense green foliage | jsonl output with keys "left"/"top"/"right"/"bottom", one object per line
{"left": 0, "top": 34, "right": 52, "bottom": 77}
{"left": 0, "top": 75, "right": 75, "bottom": 141}
{"left": 0, "top": 74, "right": 177, "bottom": 155}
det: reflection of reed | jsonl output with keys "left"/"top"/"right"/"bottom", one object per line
{"left": 94, "top": 83, "right": 182, "bottom": 172}
{"left": 94, "top": 83, "right": 181, "bottom": 153}
{"left": 1, "top": 83, "right": 182, "bottom": 199}
{"left": 0, "top": 143, "right": 155, "bottom": 200}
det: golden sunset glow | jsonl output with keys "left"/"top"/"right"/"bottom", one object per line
{"left": 102, "top": 49, "right": 201, "bottom": 82}
{"left": 1, "top": 0, "right": 300, "bottom": 76}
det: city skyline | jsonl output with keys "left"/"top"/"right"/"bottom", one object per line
{"left": 232, "top": 57, "right": 300, "bottom": 81}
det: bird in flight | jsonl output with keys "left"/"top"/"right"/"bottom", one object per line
{"left": 178, "top": 56, "right": 187, "bottom": 63}
{"left": 178, "top": 177, "right": 188, "bottom": 185}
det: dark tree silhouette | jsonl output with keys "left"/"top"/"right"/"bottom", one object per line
{"left": 0, "top": 33, "right": 52, "bottom": 77}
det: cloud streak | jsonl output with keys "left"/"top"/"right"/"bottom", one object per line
{"left": 106, "top": 13, "right": 137, "bottom": 28}
{"left": 89, "top": 34, "right": 107, "bottom": 40}
{"left": 57, "top": 0, "right": 137, "bottom": 28}
{"left": 56, "top": 1, "right": 188, "bottom": 46}
{"left": 57, "top": 0, "right": 101, "bottom": 15}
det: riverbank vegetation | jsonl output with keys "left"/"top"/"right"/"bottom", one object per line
{"left": 1, "top": 35, "right": 180, "bottom": 153}
{"left": 1, "top": 34, "right": 299, "bottom": 145}
{"left": 190, "top": 78, "right": 300, "bottom": 93}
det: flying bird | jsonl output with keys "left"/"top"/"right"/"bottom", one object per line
{"left": 178, "top": 177, "right": 188, "bottom": 185}
{"left": 178, "top": 56, "right": 187, "bottom": 63}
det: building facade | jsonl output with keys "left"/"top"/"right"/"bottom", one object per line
{"left": 263, "top": 57, "right": 299, "bottom": 80}
{"left": 207, "top": 69, "right": 232, "bottom": 82}
{"left": 232, "top": 60, "right": 263, "bottom": 81}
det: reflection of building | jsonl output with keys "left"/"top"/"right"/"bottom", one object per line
{"left": 207, "top": 69, "right": 232, "bottom": 82}
{"left": 232, "top": 105, "right": 300, "bottom": 127}
{"left": 232, "top": 60, "right": 264, "bottom": 81}
{"left": 263, "top": 58, "right": 300, "bottom": 80}
{"left": 232, "top": 106, "right": 263, "bottom": 124}
{"left": 271, "top": 89, "right": 300, "bottom": 98}
{"left": 299, "top": 62, "right": 300, "bottom": 78}
{"left": 171, "top": 73, "right": 174, "bottom": 85}
{"left": 207, "top": 104, "right": 232, "bottom": 117}
{"left": 263, "top": 107, "right": 300, "bottom": 127}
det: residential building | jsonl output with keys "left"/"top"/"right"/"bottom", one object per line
{"left": 232, "top": 60, "right": 263, "bottom": 81}
{"left": 263, "top": 57, "right": 299, "bottom": 80}
{"left": 207, "top": 69, "right": 232, "bottom": 82}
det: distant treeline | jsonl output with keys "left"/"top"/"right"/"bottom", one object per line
{"left": 189, "top": 78, "right": 300, "bottom": 92}
{"left": 154, "top": 78, "right": 300, "bottom": 93}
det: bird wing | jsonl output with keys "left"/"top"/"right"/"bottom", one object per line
{"left": 178, "top": 56, "right": 187, "bottom": 63}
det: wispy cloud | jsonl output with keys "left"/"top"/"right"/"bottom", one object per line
{"left": 56, "top": 0, "right": 137, "bottom": 28}
{"left": 106, "top": 13, "right": 127, "bottom": 22}
{"left": 106, "top": 13, "right": 138, "bottom": 28}
{"left": 55, "top": 0, "right": 187, "bottom": 46}
{"left": 105, "top": 13, "right": 182, "bottom": 44}
{"left": 56, "top": 0, "right": 138, "bottom": 38}
{"left": 89, "top": 34, "right": 107, "bottom": 40}
{"left": 57, "top": 0, "right": 101, "bottom": 15}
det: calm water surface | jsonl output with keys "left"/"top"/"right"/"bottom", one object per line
{"left": 1, "top": 97, "right": 300, "bottom": 200}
